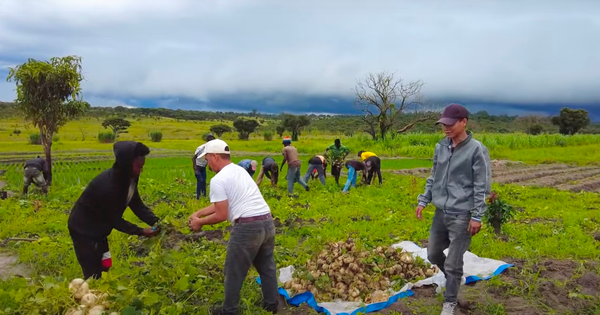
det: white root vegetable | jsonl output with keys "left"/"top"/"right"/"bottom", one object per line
{"left": 81, "top": 292, "right": 98, "bottom": 307}
{"left": 69, "top": 279, "right": 89, "bottom": 300}
{"left": 88, "top": 305, "right": 106, "bottom": 315}
{"left": 64, "top": 308, "right": 77, "bottom": 315}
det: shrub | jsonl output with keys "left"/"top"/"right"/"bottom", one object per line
{"left": 527, "top": 124, "right": 543, "bottom": 135}
{"left": 263, "top": 131, "right": 273, "bottom": 141}
{"left": 52, "top": 135, "right": 60, "bottom": 142}
{"left": 13, "top": 129, "right": 21, "bottom": 135}
{"left": 98, "top": 131, "right": 116, "bottom": 143}
{"left": 28, "top": 133, "right": 41, "bottom": 145}
{"left": 149, "top": 131, "right": 163, "bottom": 142}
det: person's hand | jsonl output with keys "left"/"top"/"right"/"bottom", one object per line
{"left": 188, "top": 216, "right": 203, "bottom": 231}
{"left": 415, "top": 206, "right": 425, "bottom": 220}
{"left": 142, "top": 228, "right": 160, "bottom": 237}
{"left": 468, "top": 220, "right": 482, "bottom": 235}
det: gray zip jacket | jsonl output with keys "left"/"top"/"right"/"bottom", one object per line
{"left": 417, "top": 131, "right": 492, "bottom": 222}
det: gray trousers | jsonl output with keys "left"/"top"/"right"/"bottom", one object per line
{"left": 223, "top": 219, "right": 279, "bottom": 314}
{"left": 286, "top": 166, "right": 308, "bottom": 193}
{"left": 427, "top": 209, "right": 472, "bottom": 303}
{"left": 303, "top": 164, "right": 326, "bottom": 185}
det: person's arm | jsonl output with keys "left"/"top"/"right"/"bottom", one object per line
{"left": 417, "top": 144, "right": 439, "bottom": 208}
{"left": 192, "top": 154, "right": 198, "bottom": 171}
{"left": 470, "top": 145, "right": 492, "bottom": 222}
{"left": 100, "top": 187, "right": 145, "bottom": 235}
{"left": 128, "top": 186, "right": 159, "bottom": 226}
{"left": 192, "top": 204, "right": 217, "bottom": 218}
{"left": 194, "top": 200, "right": 229, "bottom": 227}
{"left": 280, "top": 151, "right": 288, "bottom": 171}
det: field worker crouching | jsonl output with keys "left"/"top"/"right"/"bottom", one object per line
{"left": 22, "top": 156, "right": 49, "bottom": 195}
{"left": 68, "top": 141, "right": 160, "bottom": 280}
{"left": 280, "top": 136, "right": 309, "bottom": 194}
{"left": 304, "top": 155, "right": 327, "bottom": 185}
{"left": 188, "top": 139, "right": 279, "bottom": 315}
{"left": 193, "top": 133, "right": 216, "bottom": 199}
{"left": 238, "top": 159, "right": 258, "bottom": 177}
{"left": 256, "top": 157, "right": 279, "bottom": 187}
{"left": 357, "top": 150, "right": 377, "bottom": 161}
{"left": 342, "top": 160, "right": 366, "bottom": 193}
{"left": 416, "top": 104, "right": 492, "bottom": 315}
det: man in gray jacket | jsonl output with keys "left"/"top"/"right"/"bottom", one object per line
{"left": 416, "top": 104, "right": 491, "bottom": 315}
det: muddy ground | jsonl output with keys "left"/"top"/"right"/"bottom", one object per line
{"left": 0, "top": 252, "right": 30, "bottom": 280}
{"left": 392, "top": 160, "right": 600, "bottom": 193}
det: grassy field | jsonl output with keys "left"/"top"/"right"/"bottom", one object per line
{"left": 1, "top": 116, "right": 600, "bottom": 314}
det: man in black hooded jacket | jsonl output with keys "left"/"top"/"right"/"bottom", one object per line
{"left": 68, "top": 141, "right": 160, "bottom": 279}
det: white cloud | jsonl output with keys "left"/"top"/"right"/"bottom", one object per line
{"left": 0, "top": 0, "right": 600, "bottom": 106}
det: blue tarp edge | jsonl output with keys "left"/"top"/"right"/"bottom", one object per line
{"left": 257, "top": 263, "right": 513, "bottom": 314}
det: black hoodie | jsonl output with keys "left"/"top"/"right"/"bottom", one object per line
{"left": 68, "top": 141, "right": 159, "bottom": 240}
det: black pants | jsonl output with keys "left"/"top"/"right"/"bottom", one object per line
{"left": 365, "top": 156, "right": 382, "bottom": 185}
{"left": 222, "top": 218, "right": 279, "bottom": 314}
{"left": 69, "top": 230, "right": 110, "bottom": 280}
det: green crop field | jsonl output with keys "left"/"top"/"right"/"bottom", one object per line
{"left": 1, "top": 116, "right": 600, "bottom": 315}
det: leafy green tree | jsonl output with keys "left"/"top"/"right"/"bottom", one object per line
{"left": 209, "top": 124, "right": 232, "bottom": 137}
{"left": 527, "top": 124, "right": 544, "bottom": 135}
{"left": 102, "top": 117, "right": 131, "bottom": 137}
{"left": 233, "top": 119, "right": 260, "bottom": 140}
{"left": 551, "top": 108, "right": 590, "bottom": 135}
{"left": 282, "top": 114, "right": 311, "bottom": 141}
{"left": 6, "top": 55, "right": 89, "bottom": 184}
{"left": 276, "top": 125, "right": 285, "bottom": 138}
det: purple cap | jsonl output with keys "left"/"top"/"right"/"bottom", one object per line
{"left": 436, "top": 103, "right": 469, "bottom": 125}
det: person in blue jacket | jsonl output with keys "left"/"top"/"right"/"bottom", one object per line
{"left": 238, "top": 159, "right": 258, "bottom": 177}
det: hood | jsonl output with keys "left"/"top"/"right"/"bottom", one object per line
{"left": 112, "top": 141, "right": 144, "bottom": 178}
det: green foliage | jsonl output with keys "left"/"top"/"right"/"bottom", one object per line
{"left": 484, "top": 192, "right": 517, "bottom": 235}
{"left": 28, "top": 133, "right": 41, "bottom": 145}
{"left": 233, "top": 119, "right": 260, "bottom": 140}
{"left": 527, "top": 124, "right": 543, "bottom": 135}
{"left": 263, "top": 131, "right": 273, "bottom": 141}
{"left": 102, "top": 117, "right": 131, "bottom": 136}
{"left": 98, "top": 131, "right": 116, "bottom": 143}
{"left": 209, "top": 124, "right": 232, "bottom": 137}
{"left": 281, "top": 114, "right": 311, "bottom": 141}
{"left": 5, "top": 55, "right": 89, "bottom": 184}
{"left": 275, "top": 125, "right": 285, "bottom": 137}
{"left": 52, "top": 134, "right": 60, "bottom": 142}
{"left": 149, "top": 131, "right": 163, "bottom": 142}
{"left": 551, "top": 108, "right": 590, "bottom": 135}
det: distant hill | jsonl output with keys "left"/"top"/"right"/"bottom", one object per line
{"left": 1, "top": 101, "right": 598, "bottom": 135}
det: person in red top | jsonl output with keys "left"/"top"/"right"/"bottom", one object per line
{"left": 280, "top": 137, "right": 309, "bottom": 194}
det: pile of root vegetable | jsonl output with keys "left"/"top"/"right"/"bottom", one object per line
{"left": 283, "top": 238, "right": 438, "bottom": 303}
{"left": 65, "top": 278, "right": 117, "bottom": 315}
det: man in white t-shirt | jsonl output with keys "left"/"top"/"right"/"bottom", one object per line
{"left": 188, "top": 139, "right": 279, "bottom": 315}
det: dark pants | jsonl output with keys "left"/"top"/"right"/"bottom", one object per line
{"left": 222, "top": 218, "right": 279, "bottom": 314}
{"left": 69, "top": 230, "right": 109, "bottom": 280}
{"left": 303, "top": 164, "right": 326, "bottom": 185}
{"left": 427, "top": 209, "right": 472, "bottom": 303}
{"left": 195, "top": 167, "right": 207, "bottom": 199}
{"left": 286, "top": 166, "right": 308, "bottom": 193}
{"left": 365, "top": 156, "right": 382, "bottom": 185}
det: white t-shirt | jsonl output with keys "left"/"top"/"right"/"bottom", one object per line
{"left": 209, "top": 163, "right": 271, "bottom": 224}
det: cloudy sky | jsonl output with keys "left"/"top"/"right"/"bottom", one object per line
{"left": 1, "top": 0, "right": 600, "bottom": 119}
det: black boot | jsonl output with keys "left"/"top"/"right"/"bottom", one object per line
{"left": 22, "top": 186, "right": 28, "bottom": 195}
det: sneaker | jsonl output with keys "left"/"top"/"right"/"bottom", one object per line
{"left": 441, "top": 302, "right": 457, "bottom": 315}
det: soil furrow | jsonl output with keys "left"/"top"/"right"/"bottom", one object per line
{"left": 556, "top": 176, "right": 600, "bottom": 193}
{"left": 491, "top": 164, "right": 571, "bottom": 177}
{"left": 520, "top": 169, "right": 600, "bottom": 188}
{"left": 494, "top": 167, "right": 598, "bottom": 184}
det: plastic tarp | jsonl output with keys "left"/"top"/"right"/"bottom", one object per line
{"left": 258, "top": 240, "right": 513, "bottom": 315}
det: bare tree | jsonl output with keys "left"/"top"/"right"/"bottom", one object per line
{"left": 355, "top": 71, "right": 435, "bottom": 139}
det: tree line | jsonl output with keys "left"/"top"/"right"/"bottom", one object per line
{"left": 2, "top": 55, "right": 599, "bottom": 183}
